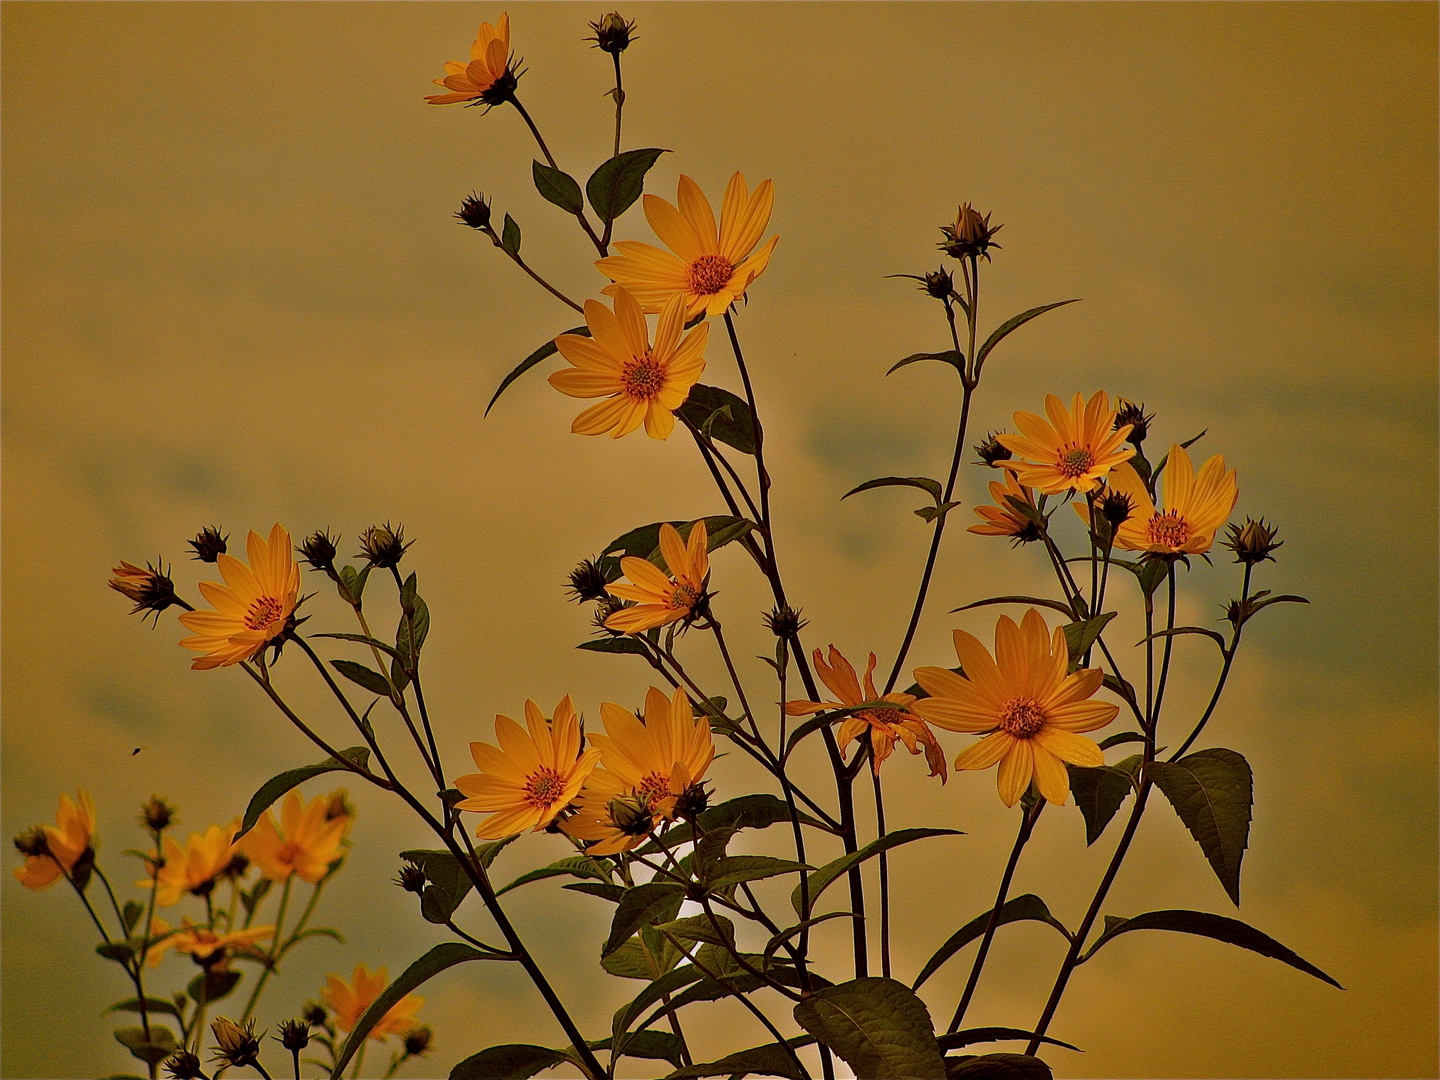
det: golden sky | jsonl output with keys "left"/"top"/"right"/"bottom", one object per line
{"left": 3, "top": 3, "right": 1436, "bottom": 1078}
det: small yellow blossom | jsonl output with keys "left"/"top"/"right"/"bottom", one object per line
{"left": 425, "top": 14, "right": 514, "bottom": 105}
{"left": 138, "top": 820, "right": 242, "bottom": 906}
{"left": 322, "top": 963, "right": 424, "bottom": 1041}
{"left": 969, "top": 471, "right": 1042, "bottom": 542}
{"left": 604, "top": 521, "right": 708, "bottom": 633}
{"left": 177, "top": 524, "right": 299, "bottom": 670}
{"left": 12, "top": 790, "right": 96, "bottom": 891}
{"left": 997, "top": 392, "right": 1135, "bottom": 495}
{"left": 145, "top": 916, "right": 273, "bottom": 968}
{"left": 241, "top": 791, "right": 350, "bottom": 884}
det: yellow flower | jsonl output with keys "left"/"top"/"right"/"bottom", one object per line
{"left": 454, "top": 697, "right": 600, "bottom": 840}
{"left": 12, "top": 790, "right": 96, "bottom": 891}
{"left": 563, "top": 686, "right": 715, "bottom": 855}
{"left": 968, "top": 471, "right": 1042, "bottom": 543}
{"left": 323, "top": 963, "right": 424, "bottom": 1041}
{"left": 425, "top": 13, "right": 514, "bottom": 106}
{"left": 997, "top": 392, "right": 1135, "bottom": 495}
{"left": 145, "top": 916, "right": 273, "bottom": 968}
{"left": 241, "top": 791, "right": 350, "bottom": 884}
{"left": 911, "top": 610, "right": 1119, "bottom": 807}
{"left": 1078, "top": 446, "right": 1238, "bottom": 555}
{"left": 786, "top": 648, "right": 946, "bottom": 781}
{"left": 596, "top": 173, "right": 779, "bottom": 319}
{"left": 177, "top": 524, "right": 300, "bottom": 670}
{"left": 604, "top": 521, "right": 708, "bottom": 634}
{"left": 548, "top": 289, "right": 708, "bottom": 440}
{"left": 138, "top": 820, "right": 242, "bottom": 906}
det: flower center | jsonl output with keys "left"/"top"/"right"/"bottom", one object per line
{"left": 1147, "top": 510, "right": 1190, "bottom": 549}
{"left": 523, "top": 768, "right": 565, "bottom": 808}
{"left": 688, "top": 254, "right": 734, "bottom": 296}
{"left": 244, "top": 595, "right": 285, "bottom": 631}
{"left": 1057, "top": 447, "right": 1095, "bottom": 479}
{"left": 622, "top": 351, "right": 666, "bottom": 401}
{"left": 635, "top": 771, "right": 672, "bottom": 810}
{"left": 667, "top": 581, "right": 699, "bottom": 611}
{"left": 276, "top": 841, "right": 303, "bottom": 866}
{"left": 867, "top": 707, "right": 906, "bottom": 729}
{"left": 999, "top": 696, "right": 1047, "bottom": 738}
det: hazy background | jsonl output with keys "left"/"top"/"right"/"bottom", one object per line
{"left": 3, "top": 3, "right": 1435, "bottom": 1077}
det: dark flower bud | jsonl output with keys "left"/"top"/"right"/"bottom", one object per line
{"left": 403, "top": 1025, "right": 435, "bottom": 1057}
{"left": 276, "top": 1019, "right": 310, "bottom": 1052}
{"left": 607, "top": 797, "right": 654, "bottom": 838}
{"left": 139, "top": 796, "right": 177, "bottom": 832}
{"left": 921, "top": 267, "right": 953, "bottom": 300}
{"left": 395, "top": 860, "right": 428, "bottom": 894}
{"left": 592, "top": 597, "right": 627, "bottom": 636}
{"left": 109, "top": 559, "right": 180, "bottom": 624}
{"left": 973, "top": 431, "right": 1013, "bottom": 466}
{"left": 357, "top": 522, "right": 412, "bottom": 569}
{"left": 298, "top": 530, "right": 340, "bottom": 575}
{"left": 187, "top": 527, "right": 228, "bottom": 564}
{"left": 587, "top": 12, "right": 637, "bottom": 53}
{"left": 1223, "top": 518, "right": 1282, "bottom": 566}
{"left": 163, "top": 1049, "right": 206, "bottom": 1080}
{"left": 325, "top": 789, "right": 355, "bottom": 822}
{"left": 221, "top": 852, "right": 250, "bottom": 881}
{"left": 456, "top": 192, "right": 493, "bottom": 231}
{"left": 939, "top": 203, "right": 1002, "bottom": 261}
{"left": 210, "top": 1017, "right": 263, "bottom": 1068}
{"left": 763, "top": 605, "right": 807, "bottom": 638}
{"left": 13, "top": 826, "right": 50, "bottom": 858}
{"left": 1114, "top": 399, "right": 1153, "bottom": 446}
{"left": 479, "top": 66, "right": 520, "bottom": 108}
{"left": 1097, "top": 489, "right": 1135, "bottom": 531}
{"left": 567, "top": 558, "right": 611, "bottom": 603}
{"left": 673, "top": 781, "right": 711, "bottom": 822}
{"left": 300, "top": 1001, "right": 329, "bottom": 1027}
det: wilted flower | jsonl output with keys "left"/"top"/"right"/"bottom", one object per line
{"left": 188, "top": 527, "right": 228, "bottom": 564}
{"left": 1224, "top": 517, "right": 1282, "bottom": 566}
{"left": 357, "top": 523, "right": 412, "bottom": 569}
{"left": 109, "top": 560, "right": 180, "bottom": 623}
{"left": 403, "top": 1025, "right": 435, "bottom": 1057}
{"left": 939, "top": 203, "right": 1002, "bottom": 261}
{"left": 587, "top": 12, "right": 636, "bottom": 53}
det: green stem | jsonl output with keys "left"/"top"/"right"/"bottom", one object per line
{"left": 510, "top": 94, "right": 607, "bottom": 256}
{"left": 240, "top": 875, "right": 292, "bottom": 1024}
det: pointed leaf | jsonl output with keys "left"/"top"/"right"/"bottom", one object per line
{"left": 577, "top": 636, "right": 652, "bottom": 656}
{"left": 1066, "top": 761, "right": 1137, "bottom": 846}
{"left": 114, "top": 1026, "right": 178, "bottom": 1066}
{"left": 912, "top": 894, "right": 1070, "bottom": 989}
{"left": 239, "top": 748, "right": 371, "bottom": 837}
{"left": 665, "top": 1038, "right": 813, "bottom": 1079}
{"left": 944, "top": 1053, "right": 1054, "bottom": 1079}
{"left": 187, "top": 968, "right": 241, "bottom": 1006}
{"left": 330, "top": 659, "right": 390, "bottom": 697}
{"left": 485, "top": 326, "right": 590, "bottom": 416}
{"left": 500, "top": 213, "right": 521, "bottom": 255}
{"left": 703, "top": 855, "right": 808, "bottom": 891}
{"left": 449, "top": 1044, "right": 571, "bottom": 1080}
{"left": 678, "top": 384, "right": 757, "bottom": 454}
{"left": 953, "top": 595, "right": 1078, "bottom": 619}
{"left": 590, "top": 1030, "right": 685, "bottom": 1067}
{"left": 1098, "top": 731, "right": 1145, "bottom": 751}
{"left": 1062, "top": 613, "right": 1115, "bottom": 665}
{"left": 974, "top": 299, "right": 1081, "bottom": 368}
{"left": 887, "top": 350, "right": 964, "bottom": 376}
{"left": 604, "top": 882, "right": 686, "bottom": 956}
{"left": 796, "top": 828, "right": 962, "bottom": 916}
{"left": 793, "top": 977, "right": 947, "bottom": 1079}
{"left": 496, "top": 855, "right": 611, "bottom": 896}
{"left": 532, "top": 161, "right": 584, "bottom": 215}
{"left": 105, "top": 997, "right": 183, "bottom": 1021}
{"left": 938, "top": 1029, "right": 1079, "bottom": 1053}
{"left": 843, "top": 475, "right": 943, "bottom": 504}
{"left": 1146, "top": 748, "right": 1252, "bottom": 905}
{"left": 398, "top": 849, "right": 474, "bottom": 924}
{"left": 586, "top": 148, "right": 668, "bottom": 224}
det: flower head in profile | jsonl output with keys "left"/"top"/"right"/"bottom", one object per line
{"left": 425, "top": 14, "right": 519, "bottom": 107}
{"left": 177, "top": 524, "right": 300, "bottom": 670}
{"left": 12, "top": 789, "right": 96, "bottom": 891}
{"left": 563, "top": 686, "right": 715, "bottom": 854}
{"left": 145, "top": 916, "right": 273, "bottom": 969}
{"left": 786, "top": 648, "right": 945, "bottom": 780}
{"left": 453, "top": 697, "right": 600, "bottom": 840}
{"left": 1079, "top": 446, "right": 1238, "bottom": 555}
{"left": 939, "top": 203, "right": 1002, "bottom": 262}
{"left": 997, "top": 393, "right": 1134, "bottom": 495}
{"left": 549, "top": 289, "right": 707, "bottom": 440}
{"left": 241, "top": 791, "right": 350, "bottom": 884}
{"left": 596, "top": 173, "right": 779, "bottom": 319}
{"left": 911, "top": 610, "right": 1119, "bottom": 807}
{"left": 110, "top": 560, "right": 180, "bottom": 623}
{"left": 139, "top": 820, "right": 242, "bottom": 906}
{"left": 322, "top": 963, "right": 424, "bottom": 1041}
{"left": 969, "top": 471, "right": 1043, "bottom": 544}
{"left": 604, "top": 520, "right": 709, "bottom": 633}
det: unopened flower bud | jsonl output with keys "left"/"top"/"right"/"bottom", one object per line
{"left": 357, "top": 523, "right": 412, "bottom": 569}
{"left": 588, "top": 12, "right": 637, "bottom": 53}
{"left": 673, "top": 781, "right": 711, "bottom": 822}
{"left": 187, "top": 527, "right": 228, "bottom": 564}
{"left": 974, "top": 431, "right": 1013, "bottom": 466}
{"left": 163, "top": 1049, "right": 205, "bottom": 1080}
{"left": 1097, "top": 489, "right": 1135, "bottom": 532}
{"left": 1223, "top": 518, "right": 1282, "bottom": 566}
{"left": 139, "top": 796, "right": 177, "bottom": 832}
{"left": 456, "top": 192, "right": 493, "bottom": 231}
{"left": 395, "top": 860, "right": 428, "bottom": 894}
{"left": 592, "top": 598, "right": 627, "bottom": 636}
{"left": 109, "top": 560, "right": 180, "bottom": 623}
{"left": 301, "top": 1001, "right": 329, "bottom": 1027}
{"left": 1114, "top": 399, "right": 1153, "bottom": 446}
{"left": 210, "top": 1017, "right": 263, "bottom": 1067}
{"left": 921, "top": 267, "right": 953, "bottom": 300}
{"left": 13, "top": 826, "right": 50, "bottom": 859}
{"left": 221, "top": 852, "right": 250, "bottom": 880}
{"left": 403, "top": 1025, "right": 435, "bottom": 1057}
{"left": 939, "top": 203, "right": 1002, "bottom": 261}
{"left": 324, "top": 789, "right": 355, "bottom": 822}
{"left": 608, "top": 797, "right": 654, "bottom": 837}
{"left": 763, "top": 605, "right": 807, "bottom": 638}
{"left": 566, "top": 558, "right": 610, "bottom": 602}
{"left": 276, "top": 1019, "right": 310, "bottom": 1052}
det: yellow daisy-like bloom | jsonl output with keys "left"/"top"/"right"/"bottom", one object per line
{"left": 1077, "top": 447, "right": 1238, "bottom": 555}
{"left": 424, "top": 13, "right": 513, "bottom": 105}
{"left": 138, "top": 820, "right": 242, "bottom": 907}
{"left": 145, "top": 916, "right": 274, "bottom": 969}
{"left": 12, "top": 789, "right": 96, "bottom": 891}
{"left": 786, "top": 648, "right": 946, "bottom": 781}
{"left": 177, "top": 524, "right": 300, "bottom": 670}
{"left": 563, "top": 686, "right": 715, "bottom": 856}
{"left": 968, "top": 471, "right": 1042, "bottom": 542}
{"left": 604, "top": 520, "right": 709, "bottom": 634}
{"left": 596, "top": 172, "right": 780, "bottom": 319}
{"left": 911, "top": 610, "right": 1119, "bottom": 807}
{"left": 453, "top": 697, "right": 601, "bottom": 840}
{"left": 548, "top": 289, "right": 708, "bottom": 440}
{"left": 322, "top": 963, "right": 424, "bottom": 1041}
{"left": 997, "top": 392, "right": 1135, "bottom": 495}
{"left": 241, "top": 791, "right": 350, "bottom": 884}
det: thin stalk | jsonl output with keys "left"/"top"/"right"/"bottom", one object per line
{"left": 510, "top": 95, "right": 607, "bottom": 255}
{"left": 387, "top": 563, "right": 444, "bottom": 785}
{"left": 350, "top": 1041, "right": 367, "bottom": 1080}
{"left": 1150, "top": 564, "right": 1179, "bottom": 724}
{"left": 486, "top": 234, "right": 584, "bottom": 313}
{"left": 1170, "top": 562, "right": 1252, "bottom": 759}
{"left": 611, "top": 52, "right": 624, "bottom": 158}
{"left": 240, "top": 875, "right": 292, "bottom": 1023}
{"left": 871, "top": 761, "right": 891, "bottom": 979}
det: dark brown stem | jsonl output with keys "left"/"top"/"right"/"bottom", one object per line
{"left": 511, "top": 95, "right": 607, "bottom": 256}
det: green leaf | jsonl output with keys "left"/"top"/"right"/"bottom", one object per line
{"left": 1137, "top": 625, "right": 1228, "bottom": 656}
{"left": 496, "top": 855, "right": 611, "bottom": 896}
{"left": 113, "top": 1026, "right": 178, "bottom": 1066}
{"left": 500, "top": 213, "right": 522, "bottom": 255}
{"left": 887, "top": 350, "right": 964, "bottom": 377}
{"left": 485, "top": 326, "right": 590, "bottom": 417}
{"left": 398, "top": 849, "right": 474, "bottom": 924}
{"left": 589, "top": 1030, "right": 684, "bottom": 1067}
{"left": 602, "top": 930, "right": 682, "bottom": 979}
{"left": 239, "top": 748, "right": 371, "bottom": 837}
{"left": 586, "top": 147, "right": 668, "bottom": 224}
{"left": 598, "top": 515, "right": 756, "bottom": 582}
{"left": 1066, "top": 760, "right": 1138, "bottom": 846}
{"left": 702, "top": 855, "right": 808, "bottom": 891}
{"left": 795, "top": 828, "right": 961, "bottom": 916}
{"left": 843, "top": 475, "right": 943, "bottom": 505}
{"left": 566, "top": 880, "right": 626, "bottom": 902}
{"left": 187, "top": 968, "right": 241, "bottom": 1006}
{"left": 1146, "top": 748, "right": 1253, "bottom": 905}
{"left": 944, "top": 1052, "right": 1054, "bottom": 1079}
{"left": 1062, "top": 613, "right": 1115, "bottom": 665}
{"left": 532, "top": 160, "right": 585, "bottom": 215}
{"left": 313, "top": 631, "right": 402, "bottom": 659}
{"left": 953, "top": 595, "right": 1078, "bottom": 620}
{"left": 1081, "top": 909, "right": 1341, "bottom": 987}
{"left": 915, "top": 501, "right": 963, "bottom": 524}
{"left": 793, "top": 977, "right": 947, "bottom": 1079}
{"left": 973, "top": 299, "right": 1081, "bottom": 369}
{"left": 290, "top": 926, "right": 344, "bottom": 946}
{"left": 1098, "top": 731, "right": 1145, "bottom": 751}
{"left": 449, "top": 1044, "right": 571, "bottom": 1080}
{"left": 336, "top": 563, "right": 372, "bottom": 606}
{"left": 612, "top": 963, "right": 708, "bottom": 1045}
{"left": 938, "top": 1029, "right": 1079, "bottom": 1052}
{"left": 394, "top": 573, "right": 430, "bottom": 677}
{"left": 665, "top": 1039, "right": 813, "bottom": 1079}
{"left": 577, "top": 636, "right": 652, "bottom": 656}
{"left": 604, "top": 882, "right": 686, "bottom": 956}
{"left": 105, "top": 997, "right": 184, "bottom": 1021}
{"left": 334, "top": 944, "right": 508, "bottom": 1077}
{"left": 331, "top": 659, "right": 391, "bottom": 697}
{"left": 637, "top": 793, "right": 832, "bottom": 855}
{"left": 241, "top": 876, "right": 272, "bottom": 915}
{"left": 912, "top": 894, "right": 1070, "bottom": 990}
{"left": 97, "top": 941, "right": 138, "bottom": 963}
{"left": 473, "top": 834, "right": 517, "bottom": 869}
{"left": 678, "top": 384, "right": 757, "bottom": 455}
{"left": 655, "top": 913, "right": 736, "bottom": 950}
{"left": 121, "top": 900, "right": 144, "bottom": 934}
